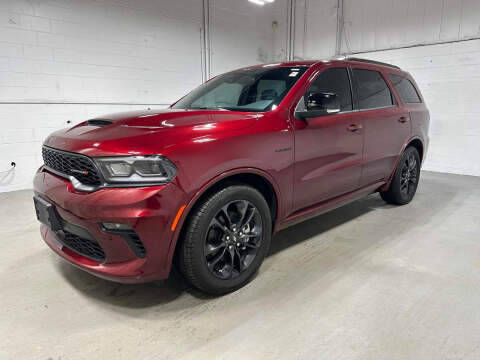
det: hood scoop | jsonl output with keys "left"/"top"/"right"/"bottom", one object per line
{"left": 87, "top": 119, "right": 113, "bottom": 127}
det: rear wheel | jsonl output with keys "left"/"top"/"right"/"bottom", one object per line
{"left": 180, "top": 185, "right": 271, "bottom": 295}
{"left": 380, "top": 146, "right": 421, "bottom": 205}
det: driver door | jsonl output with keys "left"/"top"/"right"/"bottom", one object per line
{"left": 293, "top": 67, "right": 365, "bottom": 211}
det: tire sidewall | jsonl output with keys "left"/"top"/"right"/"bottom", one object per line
{"left": 186, "top": 186, "right": 272, "bottom": 294}
{"left": 392, "top": 147, "right": 421, "bottom": 204}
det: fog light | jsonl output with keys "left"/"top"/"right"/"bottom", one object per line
{"left": 101, "top": 222, "right": 131, "bottom": 231}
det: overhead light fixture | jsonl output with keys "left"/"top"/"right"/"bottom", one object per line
{"left": 248, "top": 0, "right": 275, "bottom": 5}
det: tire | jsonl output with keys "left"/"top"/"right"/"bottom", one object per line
{"left": 179, "top": 185, "right": 272, "bottom": 295}
{"left": 380, "top": 146, "right": 421, "bottom": 205}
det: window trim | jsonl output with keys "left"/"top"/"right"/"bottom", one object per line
{"left": 294, "top": 66, "right": 355, "bottom": 117}
{"left": 350, "top": 67, "right": 397, "bottom": 112}
{"left": 172, "top": 66, "right": 309, "bottom": 113}
{"left": 387, "top": 73, "right": 423, "bottom": 104}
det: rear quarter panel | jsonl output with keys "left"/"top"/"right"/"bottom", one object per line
{"left": 384, "top": 69, "right": 430, "bottom": 163}
{"left": 407, "top": 75, "right": 430, "bottom": 162}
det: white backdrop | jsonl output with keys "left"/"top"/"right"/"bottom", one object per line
{"left": 1, "top": 0, "right": 479, "bottom": 192}
{"left": 0, "top": 0, "right": 289, "bottom": 192}
{"left": 293, "top": 0, "right": 480, "bottom": 177}
{"left": 357, "top": 40, "right": 480, "bottom": 176}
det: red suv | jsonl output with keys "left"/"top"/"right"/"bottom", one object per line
{"left": 33, "top": 58, "right": 429, "bottom": 294}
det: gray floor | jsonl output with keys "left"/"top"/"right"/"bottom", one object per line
{"left": 1, "top": 171, "right": 480, "bottom": 360}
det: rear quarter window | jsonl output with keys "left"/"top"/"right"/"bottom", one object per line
{"left": 388, "top": 74, "right": 422, "bottom": 103}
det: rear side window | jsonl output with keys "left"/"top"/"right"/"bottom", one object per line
{"left": 352, "top": 69, "right": 393, "bottom": 110}
{"left": 388, "top": 74, "right": 421, "bottom": 103}
{"left": 306, "top": 67, "right": 353, "bottom": 112}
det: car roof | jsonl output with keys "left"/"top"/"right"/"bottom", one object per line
{"left": 242, "top": 60, "right": 318, "bottom": 69}
{"left": 243, "top": 57, "right": 402, "bottom": 72}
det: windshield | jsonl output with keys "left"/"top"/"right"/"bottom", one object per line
{"left": 172, "top": 66, "right": 308, "bottom": 112}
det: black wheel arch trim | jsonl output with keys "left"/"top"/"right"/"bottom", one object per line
{"left": 381, "top": 136, "right": 425, "bottom": 192}
{"left": 165, "top": 167, "right": 281, "bottom": 274}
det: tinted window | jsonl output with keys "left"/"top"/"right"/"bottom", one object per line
{"left": 172, "top": 67, "right": 308, "bottom": 112}
{"left": 353, "top": 69, "right": 393, "bottom": 110}
{"left": 302, "top": 68, "right": 352, "bottom": 112}
{"left": 389, "top": 74, "right": 421, "bottom": 103}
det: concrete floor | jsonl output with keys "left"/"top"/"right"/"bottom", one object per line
{"left": 1, "top": 171, "right": 480, "bottom": 360}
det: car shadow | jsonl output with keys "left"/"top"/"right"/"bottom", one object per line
{"left": 55, "top": 193, "right": 392, "bottom": 311}
{"left": 56, "top": 259, "right": 190, "bottom": 308}
{"left": 268, "top": 194, "right": 388, "bottom": 256}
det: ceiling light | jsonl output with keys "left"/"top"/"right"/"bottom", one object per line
{"left": 248, "top": 0, "right": 265, "bottom": 5}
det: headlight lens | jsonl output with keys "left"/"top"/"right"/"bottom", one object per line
{"left": 95, "top": 156, "right": 177, "bottom": 184}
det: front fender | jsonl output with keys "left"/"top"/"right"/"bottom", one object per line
{"left": 163, "top": 167, "right": 282, "bottom": 275}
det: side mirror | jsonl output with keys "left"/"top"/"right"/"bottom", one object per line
{"left": 296, "top": 92, "right": 340, "bottom": 119}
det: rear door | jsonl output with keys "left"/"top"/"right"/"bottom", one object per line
{"left": 350, "top": 66, "right": 410, "bottom": 187}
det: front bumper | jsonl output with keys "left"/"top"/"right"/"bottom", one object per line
{"left": 34, "top": 168, "right": 187, "bottom": 283}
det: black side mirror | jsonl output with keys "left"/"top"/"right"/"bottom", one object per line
{"left": 296, "top": 92, "right": 341, "bottom": 119}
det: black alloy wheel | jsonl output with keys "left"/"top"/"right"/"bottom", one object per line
{"left": 380, "top": 146, "right": 421, "bottom": 205}
{"left": 400, "top": 152, "right": 418, "bottom": 197}
{"left": 179, "top": 185, "right": 272, "bottom": 295}
{"left": 205, "top": 200, "right": 263, "bottom": 280}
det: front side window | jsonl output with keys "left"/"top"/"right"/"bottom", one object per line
{"left": 352, "top": 69, "right": 394, "bottom": 110}
{"left": 297, "top": 67, "right": 352, "bottom": 113}
{"left": 172, "top": 66, "right": 308, "bottom": 112}
{"left": 388, "top": 74, "right": 421, "bottom": 103}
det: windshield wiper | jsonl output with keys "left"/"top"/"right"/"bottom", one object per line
{"left": 188, "top": 106, "right": 230, "bottom": 111}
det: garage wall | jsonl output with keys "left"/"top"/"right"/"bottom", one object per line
{"left": 0, "top": 0, "right": 204, "bottom": 104}
{"left": 0, "top": 0, "right": 204, "bottom": 192}
{"left": 279, "top": 0, "right": 480, "bottom": 176}
{"left": 293, "top": 0, "right": 338, "bottom": 60}
{"left": 209, "top": 0, "right": 289, "bottom": 76}
{"left": 2, "top": 0, "right": 479, "bottom": 192}
{"left": 0, "top": 0, "right": 287, "bottom": 192}
{"left": 341, "top": 0, "right": 480, "bottom": 54}
{"left": 341, "top": 0, "right": 480, "bottom": 177}
{"left": 355, "top": 39, "right": 480, "bottom": 176}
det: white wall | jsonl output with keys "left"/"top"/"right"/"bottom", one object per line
{"left": 290, "top": 0, "right": 480, "bottom": 177}
{"left": 341, "top": 0, "right": 480, "bottom": 54}
{"left": 293, "top": 0, "right": 338, "bottom": 60}
{"left": 0, "top": 103, "right": 154, "bottom": 192}
{"left": 2, "top": 0, "right": 480, "bottom": 192}
{"left": 357, "top": 39, "right": 480, "bottom": 177}
{"left": 0, "top": 0, "right": 204, "bottom": 104}
{"left": 209, "top": 0, "right": 288, "bottom": 76}
{"left": 341, "top": 0, "right": 480, "bottom": 177}
{"left": 0, "top": 0, "right": 287, "bottom": 192}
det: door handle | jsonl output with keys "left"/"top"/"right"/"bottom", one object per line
{"left": 347, "top": 123, "right": 363, "bottom": 132}
{"left": 398, "top": 116, "right": 409, "bottom": 123}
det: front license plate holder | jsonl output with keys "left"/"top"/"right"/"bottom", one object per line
{"left": 33, "top": 196, "right": 63, "bottom": 232}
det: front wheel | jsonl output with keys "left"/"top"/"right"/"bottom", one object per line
{"left": 380, "top": 146, "right": 421, "bottom": 205}
{"left": 179, "top": 185, "right": 272, "bottom": 295}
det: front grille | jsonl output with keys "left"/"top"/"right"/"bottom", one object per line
{"left": 42, "top": 146, "right": 102, "bottom": 186}
{"left": 61, "top": 231, "right": 105, "bottom": 262}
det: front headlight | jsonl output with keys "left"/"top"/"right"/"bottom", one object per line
{"left": 95, "top": 156, "right": 177, "bottom": 184}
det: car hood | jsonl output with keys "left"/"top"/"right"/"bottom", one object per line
{"left": 44, "top": 109, "right": 258, "bottom": 157}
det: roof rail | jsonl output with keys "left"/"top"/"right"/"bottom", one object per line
{"left": 345, "top": 57, "right": 401, "bottom": 70}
